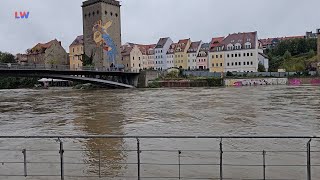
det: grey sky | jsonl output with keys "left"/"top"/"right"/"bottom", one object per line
{"left": 0, "top": 0, "right": 319, "bottom": 54}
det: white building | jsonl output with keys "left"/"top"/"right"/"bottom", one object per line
{"left": 187, "top": 41, "right": 202, "bottom": 70}
{"left": 166, "top": 43, "right": 176, "bottom": 69}
{"left": 154, "top": 37, "right": 173, "bottom": 70}
{"left": 258, "top": 52, "right": 269, "bottom": 72}
{"left": 223, "top": 32, "right": 260, "bottom": 72}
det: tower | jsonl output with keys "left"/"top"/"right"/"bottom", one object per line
{"left": 82, "top": 0, "right": 122, "bottom": 69}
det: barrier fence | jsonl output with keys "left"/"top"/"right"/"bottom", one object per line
{"left": 0, "top": 135, "right": 318, "bottom": 180}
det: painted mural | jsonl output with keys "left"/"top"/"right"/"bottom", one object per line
{"left": 92, "top": 20, "right": 118, "bottom": 65}
{"left": 224, "top": 78, "right": 288, "bottom": 86}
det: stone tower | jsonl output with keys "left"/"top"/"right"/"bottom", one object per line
{"left": 82, "top": 0, "right": 122, "bottom": 69}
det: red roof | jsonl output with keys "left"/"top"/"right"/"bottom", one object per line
{"left": 137, "top": 44, "right": 156, "bottom": 55}
{"left": 175, "top": 39, "right": 190, "bottom": 52}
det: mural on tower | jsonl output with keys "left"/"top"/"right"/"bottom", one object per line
{"left": 92, "top": 19, "right": 118, "bottom": 65}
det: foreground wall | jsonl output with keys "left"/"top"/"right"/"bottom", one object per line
{"left": 225, "top": 78, "right": 288, "bottom": 86}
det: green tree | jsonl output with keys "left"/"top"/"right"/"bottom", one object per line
{"left": 258, "top": 63, "right": 266, "bottom": 72}
{"left": 0, "top": 51, "right": 15, "bottom": 63}
{"left": 283, "top": 50, "right": 292, "bottom": 60}
{"left": 307, "top": 49, "right": 316, "bottom": 58}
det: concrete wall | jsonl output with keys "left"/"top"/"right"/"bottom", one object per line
{"left": 137, "top": 70, "right": 159, "bottom": 88}
{"left": 224, "top": 78, "right": 288, "bottom": 86}
{"left": 288, "top": 77, "right": 320, "bottom": 85}
{"left": 183, "top": 71, "right": 221, "bottom": 78}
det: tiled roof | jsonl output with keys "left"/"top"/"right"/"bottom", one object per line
{"left": 138, "top": 44, "right": 156, "bottom": 55}
{"left": 28, "top": 39, "right": 60, "bottom": 55}
{"left": 197, "top": 43, "right": 210, "bottom": 57}
{"left": 70, "top": 35, "right": 83, "bottom": 46}
{"left": 210, "top": 37, "right": 224, "bottom": 52}
{"left": 155, "top": 38, "right": 169, "bottom": 49}
{"left": 222, "top": 31, "right": 257, "bottom": 50}
{"left": 187, "top": 41, "right": 201, "bottom": 53}
{"left": 121, "top": 45, "right": 133, "bottom": 56}
{"left": 167, "top": 43, "right": 177, "bottom": 54}
{"left": 175, "top": 39, "right": 190, "bottom": 52}
{"left": 259, "top": 35, "right": 305, "bottom": 46}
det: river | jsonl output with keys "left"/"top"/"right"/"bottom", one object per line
{"left": 0, "top": 86, "right": 320, "bottom": 179}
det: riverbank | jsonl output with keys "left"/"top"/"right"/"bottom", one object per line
{"left": 148, "top": 78, "right": 223, "bottom": 88}
{"left": 0, "top": 77, "right": 39, "bottom": 89}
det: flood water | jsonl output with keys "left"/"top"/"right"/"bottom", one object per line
{"left": 0, "top": 86, "right": 320, "bottom": 179}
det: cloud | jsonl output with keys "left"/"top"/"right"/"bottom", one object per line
{"left": 0, "top": 0, "right": 319, "bottom": 54}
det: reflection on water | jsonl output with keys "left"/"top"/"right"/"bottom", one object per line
{"left": 0, "top": 86, "right": 319, "bottom": 179}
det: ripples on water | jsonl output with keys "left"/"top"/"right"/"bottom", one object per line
{"left": 0, "top": 86, "right": 320, "bottom": 179}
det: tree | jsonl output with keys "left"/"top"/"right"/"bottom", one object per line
{"left": 82, "top": 48, "right": 95, "bottom": 66}
{"left": 307, "top": 49, "right": 316, "bottom": 58}
{"left": 258, "top": 63, "right": 266, "bottom": 72}
{"left": 0, "top": 51, "right": 15, "bottom": 63}
{"left": 283, "top": 50, "right": 292, "bottom": 60}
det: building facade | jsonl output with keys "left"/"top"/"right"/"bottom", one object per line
{"left": 258, "top": 52, "right": 269, "bottom": 72}
{"left": 209, "top": 37, "right": 225, "bottom": 72}
{"left": 69, "top": 35, "right": 84, "bottom": 70}
{"left": 138, "top": 44, "right": 156, "bottom": 69}
{"left": 196, "top": 43, "right": 209, "bottom": 70}
{"left": 154, "top": 37, "right": 173, "bottom": 70}
{"left": 166, "top": 43, "right": 176, "bottom": 69}
{"left": 174, "top": 39, "right": 191, "bottom": 69}
{"left": 120, "top": 44, "right": 142, "bottom": 72}
{"left": 187, "top": 41, "right": 202, "bottom": 70}
{"left": 82, "top": 0, "right": 122, "bottom": 69}
{"left": 223, "top": 32, "right": 260, "bottom": 72}
{"left": 26, "top": 39, "right": 68, "bottom": 67}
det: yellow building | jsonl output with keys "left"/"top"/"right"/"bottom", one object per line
{"left": 209, "top": 37, "right": 225, "bottom": 72}
{"left": 174, "top": 39, "right": 191, "bottom": 69}
{"left": 69, "top": 35, "right": 83, "bottom": 70}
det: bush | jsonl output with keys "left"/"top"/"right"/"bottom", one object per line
{"left": 148, "top": 81, "right": 161, "bottom": 88}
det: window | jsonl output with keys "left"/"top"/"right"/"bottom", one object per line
{"left": 232, "top": 62, "right": 234, "bottom": 66}
{"left": 127, "top": 64, "right": 128, "bottom": 67}
{"left": 243, "top": 53, "right": 246, "bottom": 57}
{"left": 239, "top": 53, "right": 241, "bottom": 57}
{"left": 161, "top": 50, "right": 162, "bottom": 53}
{"left": 92, "top": 11, "right": 95, "bottom": 16}
{"left": 110, "top": 12, "right": 113, "bottom": 16}
{"left": 227, "top": 54, "right": 229, "bottom": 58}
{"left": 84, "top": 14, "right": 87, "bottom": 18}
{"left": 251, "top": 61, "right": 253, "bottom": 65}
{"left": 216, "top": 63, "right": 218, "bottom": 67}
{"left": 133, "top": 63, "right": 135, "bottom": 67}
{"left": 139, "top": 64, "right": 141, "bottom": 67}
{"left": 239, "top": 62, "right": 241, "bottom": 65}
{"left": 216, "top": 55, "right": 218, "bottom": 58}
{"left": 212, "top": 55, "right": 214, "bottom": 58}
{"left": 235, "top": 54, "right": 237, "bottom": 57}
{"left": 88, "top": 13, "right": 91, "bottom": 17}
{"left": 115, "top": 13, "right": 118, "bottom": 17}
{"left": 133, "top": 57, "right": 134, "bottom": 60}
{"left": 231, "top": 54, "right": 234, "bottom": 57}
{"left": 73, "top": 48, "right": 74, "bottom": 53}
{"left": 105, "top": 11, "right": 107, "bottom": 15}
{"left": 220, "top": 55, "right": 222, "bottom": 58}
{"left": 220, "top": 63, "right": 222, "bottom": 66}
{"left": 227, "top": 63, "right": 229, "bottom": 66}
{"left": 212, "top": 63, "right": 214, "bottom": 67}
{"left": 247, "top": 61, "right": 249, "bottom": 65}
{"left": 251, "top": 53, "right": 253, "bottom": 56}
{"left": 247, "top": 53, "right": 249, "bottom": 56}
{"left": 181, "top": 55, "right": 183, "bottom": 57}
{"left": 97, "top": 10, "right": 99, "bottom": 14}
{"left": 235, "top": 62, "right": 238, "bottom": 66}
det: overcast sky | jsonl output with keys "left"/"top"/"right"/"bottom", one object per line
{"left": 0, "top": 0, "right": 319, "bottom": 54}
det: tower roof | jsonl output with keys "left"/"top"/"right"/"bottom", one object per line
{"left": 82, "top": 0, "right": 120, "bottom": 7}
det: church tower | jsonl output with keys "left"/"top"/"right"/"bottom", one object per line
{"left": 82, "top": 0, "right": 122, "bottom": 69}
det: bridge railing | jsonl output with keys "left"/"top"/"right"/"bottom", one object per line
{"left": 0, "top": 63, "right": 139, "bottom": 73}
{"left": 0, "top": 136, "right": 318, "bottom": 180}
